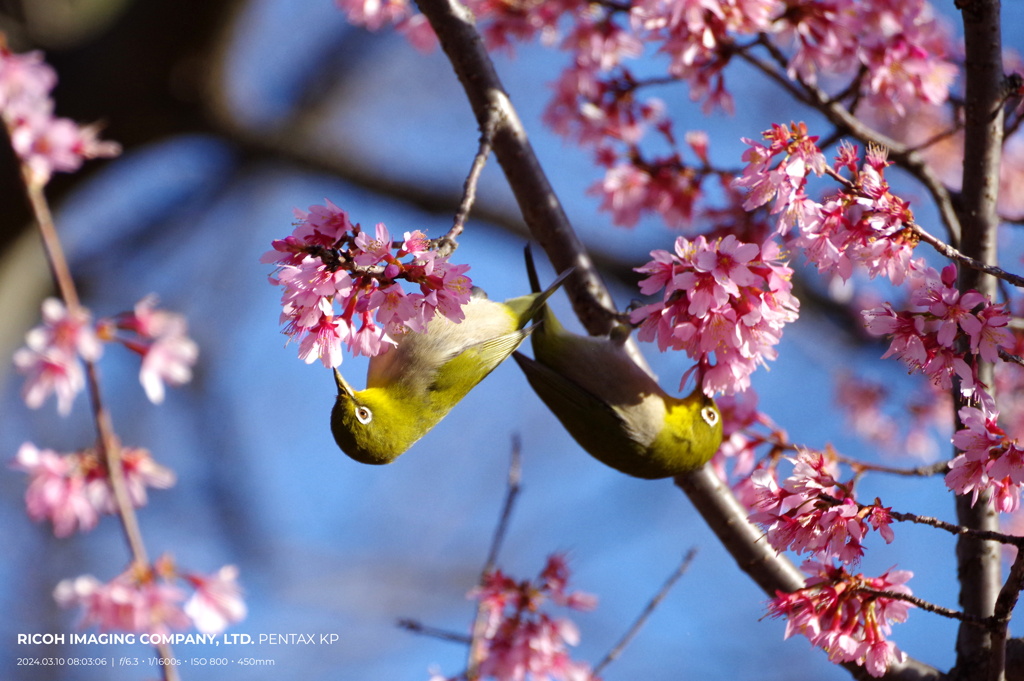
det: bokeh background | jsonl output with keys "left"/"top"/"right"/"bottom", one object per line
{"left": 1, "top": 0, "right": 1023, "bottom": 679}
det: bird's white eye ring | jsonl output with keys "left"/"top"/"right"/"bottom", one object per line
{"left": 355, "top": 406, "right": 373, "bottom": 425}
{"left": 701, "top": 406, "right": 719, "bottom": 427}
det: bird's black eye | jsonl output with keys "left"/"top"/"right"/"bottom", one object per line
{"left": 701, "top": 406, "right": 719, "bottom": 427}
{"left": 355, "top": 406, "right": 373, "bottom": 425}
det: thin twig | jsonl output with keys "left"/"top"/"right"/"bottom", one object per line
{"left": 911, "top": 224, "right": 1024, "bottom": 289}
{"left": 860, "top": 588, "right": 989, "bottom": 626}
{"left": 826, "top": 65, "right": 869, "bottom": 106}
{"left": 435, "top": 114, "right": 497, "bottom": 258}
{"left": 483, "top": 435, "right": 522, "bottom": 574}
{"left": 592, "top": 548, "right": 699, "bottom": 677}
{"left": 999, "top": 349, "right": 1024, "bottom": 368}
{"left": 23, "top": 177, "right": 178, "bottom": 681}
{"left": 467, "top": 436, "right": 523, "bottom": 680}
{"left": 816, "top": 492, "right": 1024, "bottom": 546}
{"left": 905, "top": 122, "right": 965, "bottom": 154}
{"left": 833, "top": 455, "right": 949, "bottom": 478}
{"left": 888, "top": 509, "right": 1024, "bottom": 547}
{"left": 398, "top": 619, "right": 473, "bottom": 645}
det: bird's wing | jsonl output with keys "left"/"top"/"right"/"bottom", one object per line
{"left": 428, "top": 328, "right": 532, "bottom": 398}
{"left": 513, "top": 352, "right": 635, "bottom": 440}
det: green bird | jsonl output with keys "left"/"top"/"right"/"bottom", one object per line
{"left": 513, "top": 248, "right": 722, "bottom": 479}
{"left": 332, "top": 268, "right": 571, "bottom": 465}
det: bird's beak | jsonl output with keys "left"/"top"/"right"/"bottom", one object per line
{"left": 334, "top": 368, "right": 355, "bottom": 399}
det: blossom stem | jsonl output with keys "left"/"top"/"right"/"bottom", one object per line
{"left": 905, "top": 122, "right": 966, "bottom": 155}
{"left": 24, "top": 177, "right": 79, "bottom": 309}
{"left": 592, "top": 547, "right": 698, "bottom": 677}
{"left": 22, "top": 177, "right": 179, "bottom": 681}
{"left": 888, "top": 509, "right": 1024, "bottom": 546}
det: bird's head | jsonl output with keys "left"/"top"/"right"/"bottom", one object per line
{"left": 331, "top": 369, "right": 421, "bottom": 465}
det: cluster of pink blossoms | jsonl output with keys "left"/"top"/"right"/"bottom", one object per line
{"left": 739, "top": 125, "right": 919, "bottom": 286}
{"left": 773, "top": 0, "right": 956, "bottom": 116}
{"left": 11, "top": 442, "right": 174, "bottom": 538}
{"left": 863, "top": 263, "right": 1012, "bottom": 399}
{"left": 55, "top": 557, "right": 246, "bottom": 636}
{"left": 263, "top": 201, "right": 473, "bottom": 367}
{"left": 768, "top": 561, "right": 913, "bottom": 677}
{"left": 0, "top": 43, "right": 120, "bottom": 186}
{"left": 749, "top": 450, "right": 895, "bottom": 565}
{"left": 337, "top": 0, "right": 954, "bottom": 234}
{"left": 630, "top": 233, "right": 799, "bottom": 396}
{"left": 432, "top": 555, "right": 598, "bottom": 681}
{"left": 13, "top": 296, "right": 198, "bottom": 414}
{"left": 747, "top": 451, "right": 913, "bottom": 677}
{"left": 946, "top": 406, "right": 1024, "bottom": 514}
{"left": 710, "top": 389, "right": 776, "bottom": 485}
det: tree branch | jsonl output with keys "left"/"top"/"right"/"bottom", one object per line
{"left": 435, "top": 112, "right": 497, "bottom": 258}
{"left": 22, "top": 179, "right": 178, "bottom": 681}
{"left": 953, "top": 1, "right": 1005, "bottom": 679}
{"left": 592, "top": 548, "right": 698, "bottom": 676}
{"left": 393, "top": 2, "right": 943, "bottom": 678}
{"left": 991, "top": 550, "right": 1024, "bottom": 681}
{"left": 467, "top": 437, "right": 522, "bottom": 680}
{"left": 413, "top": 0, "right": 654, "bottom": 375}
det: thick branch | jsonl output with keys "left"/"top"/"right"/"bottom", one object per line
{"left": 675, "top": 469, "right": 941, "bottom": 681}
{"left": 992, "top": 551, "right": 1024, "bottom": 681}
{"left": 413, "top": 0, "right": 653, "bottom": 375}
{"left": 410, "top": 2, "right": 941, "bottom": 677}
{"left": 953, "top": 1, "right": 1005, "bottom": 680}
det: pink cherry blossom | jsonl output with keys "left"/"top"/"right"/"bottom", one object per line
{"left": 266, "top": 203, "right": 473, "bottom": 366}
{"left": 768, "top": 561, "right": 912, "bottom": 677}
{"left": 183, "top": 565, "right": 247, "bottom": 635}
{"left": 99, "top": 296, "right": 199, "bottom": 404}
{"left": 632, "top": 234, "right": 799, "bottom": 396}
{"left": 863, "top": 264, "right": 1012, "bottom": 402}
{"left": 14, "top": 298, "right": 101, "bottom": 415}
{"left": 457, "top": 555, "right": 598, "bottom": 681}
{"left": 54, "top": 561, "right": 191, "bottom": 635}
{"left": 11, "top": 442, "right": 99, "bottom": 537}
{"left": 0, "top": 46, "right": 120, "bottom": 185}
{"left": 138, "top": 330, "right": 199, "bottom": 404}
{"left": 11, "top": 442, "right": 175, "bottom": 537}
{"left": 13, "top": 345, "right": 85, "bottom": 415}
{"left": 947, "top": 405, "right": 1024, "bottom": 512}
